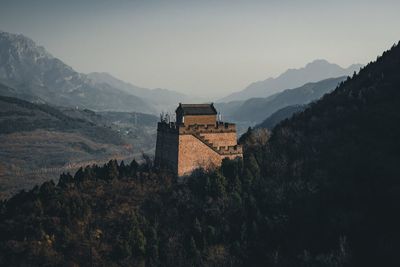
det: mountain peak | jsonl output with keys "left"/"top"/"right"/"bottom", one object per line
{"left": 87, "top": 71, "right": 192, "bottom": 112}
{"left": 305, "top": 59, "right": 334, "bottom": 67}
{"left": 219, "top": 59, "right": 363, "bottom": 102}
{"left": 0, "top": 31, "right": 156, "bottom": 113}
{"left": 0, "top": 31, "right": 53, "bottom": 60}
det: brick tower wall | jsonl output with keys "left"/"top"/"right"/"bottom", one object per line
{"left": 177, "top": 134, "right": 241, "bottom": 176}
{"left": 154, "top": 124, "right": 179, "bottom": 173}
{"left": 155, "top": 121, "right": 243, "bottom": 176}
{"left": 182, "top": 114, "right": 216, "bottom": 126}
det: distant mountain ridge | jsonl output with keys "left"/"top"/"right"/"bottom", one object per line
{"left": 219, "top": 59, "right": 362, "bottom": 102}
{"left": 87, "top": 72, "right": 192, "bottom": 113}
{"left": 0, "top": 31, "right": 155, "bottom": 113}
{"left": 218, "top": 76, "right": 347, "bottom": 124}
{"left": 256, "top": 104, "right": 306, "bottom": 130}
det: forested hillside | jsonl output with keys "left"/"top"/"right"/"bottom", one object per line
{"left": 0, "top": 95, "right": 157, "bottom": 196}
{"left": 218, "top": 76, "right": 346, "bottom": 126}
{"left": 0, "top": 42, "right": 399, "bottom": 266}
{"left": 256, "top": 104, "right": 306, "bottom": 129}
{"left": 257, "top": 41, "right": 400, "bottom": 266}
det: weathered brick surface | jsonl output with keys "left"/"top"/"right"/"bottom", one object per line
{"left": 182, "top": 115, "right": 216, "bottom": 126}
{"left": 200, "top": 132, "right": 237, "bottom": 147}
{"left": 154, "top": 128, "right": 179, "bottom": 173}
{"left": 155, "top": 117, "right": 243, "bottom": 176}
{"left": 177, "top": 134, "right": 240, "bottom": 176}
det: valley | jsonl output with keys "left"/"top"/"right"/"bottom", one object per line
{"left": 217, "top": 76, "right": 350, "bottom": 131}
{"left": 0, "top": 94, "right": 157, "bottom": 196}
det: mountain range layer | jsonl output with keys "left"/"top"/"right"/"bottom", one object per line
{"left": 217, "top": 76, "right": 347, "bottom": 126}
{"left": 87, "top": 72, "right": 194, "bottom": 112}
{"left": 256, "top": 104, "right": 306, "bottom": 129}
{"left": 220, "top": 59, "right": 362, "bottom": 102}
{"left": 0, "top": 31, "right": 192, "bottom": 114}
{"left": 0, "top": 31, "right": 364, "bottom": 117}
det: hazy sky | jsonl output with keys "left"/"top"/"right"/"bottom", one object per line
{"left": 1, "top": 0, "right": 399, "bottom": 97}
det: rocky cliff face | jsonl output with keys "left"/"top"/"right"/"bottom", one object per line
{"left": 0, "top": 31, "right": 154, "bottom": 113}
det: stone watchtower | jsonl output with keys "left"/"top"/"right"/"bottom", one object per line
{"left": 155, "top": 103, "right": 243, "bottom": 176}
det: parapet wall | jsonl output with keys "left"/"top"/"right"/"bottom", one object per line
{"left": 216, "top": 145, "right": 243, "bottom": 155}
{"left": 156, "top": 122, "right": 179, "bottom": 133}
{"left": 179, "top": 122, "right": 236, "bottom": 134}
{"left": 157, "top": 121, "right": 236, "bottom": 133}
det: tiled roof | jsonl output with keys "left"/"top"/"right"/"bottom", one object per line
{"left": 176, "top": 103, "right": 217, "bottom": 115}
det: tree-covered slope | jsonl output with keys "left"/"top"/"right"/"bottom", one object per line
{"left": 256, "top": 104, "right": 306, "bottom": 130}
{"left": 0, "top": 43, "right": 399, "bottom": 267}
{"left": 0, "top": 95, "right": 121, "bottom": 142}
{"left": 231, "top": 76, "right": 346, "bottom": 123}
{"left": 258, "top": 41, "right": 400, "bottom": 266}
{"left": 0, "top": 94, "right": 157, "bottom": 196}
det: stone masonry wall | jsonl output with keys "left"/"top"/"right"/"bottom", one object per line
{"left": 183, "top": 115, "right": 216, "bottom": 126}
{"left": 155, "top": 121, "right": 242, "bottom": 176}
{"left": 200, "top": 132, "right": 237, "bottom": 148}
{"left": 177, "top": 134, "right": 241, "bottom": 176}
{"left": 155, "top": 127, "right": 179, "bottom": 173}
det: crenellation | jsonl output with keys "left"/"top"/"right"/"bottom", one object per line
{"left": 179, "top": 123, "right": 236, "bottom": 134}
{"left": 219, "top": 145, "right": 243, "bottom": 154}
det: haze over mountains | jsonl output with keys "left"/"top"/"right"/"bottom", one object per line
{"left": 256, "top": 104, "right": 306, "bottom": 130}
{"left": 0, "top": 29, "right": 368, "bottom": 196}
{"left": 219, "top": 59, "right": 362, "bottom": 102}
{"left": 0, "top": 31, "right": 192, "bottom": 114}
{"left": 0, "top": 31, "right": 365, "bottom": 117}
{"left": 217, "top": 76, "right": 348, "bottom": 127}
{"left": 87, "top": 72, "right": 193, "bottom": 112}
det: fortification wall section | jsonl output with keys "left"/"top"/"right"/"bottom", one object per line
{"left": 177, "top": 134, "right": 241, "bottom": 176}
{"left": 155, "top": 121, "right": 242, "bottom": 176}
{"left": 183, "top": 115, "right": 216, "bottom": 126}
{"left": 201, "top": 132, "right": 238, "bottom": 147}
{"left": 179, "top": 123, "right": 236, "bottom": 134}
{"left": 155, "top": 124, "right": 179, "bottom": 173}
